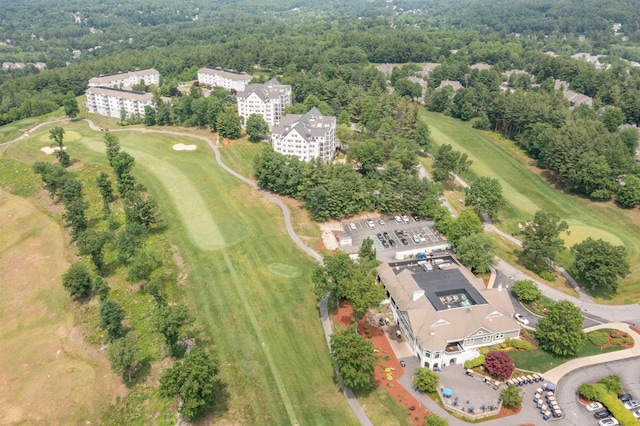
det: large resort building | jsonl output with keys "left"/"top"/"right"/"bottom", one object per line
{"left": 85, "top": 87, "right": 154, "bottom": 119}
{"left": 271, "top": 107, "right": 336, "bottom": 163}
{"left": 197, "top": 67, "right": 252, "bottom": 92}
{"left": 237, "top": 78, "right": 292, "bottom": 128}
{"left": 377, "top": 260, "right": 521, "bottom": 369}
{"left": 88, "top": 68, "right": 161, "bottom": 89}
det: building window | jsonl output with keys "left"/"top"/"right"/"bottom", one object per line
{"left": 434, "top": 352, "right": 441, "bottom": 359}
{"left": 425, "top": 350, "right": 431, "bottom": 358}
{"left": 482, "top": 335, "right": 492, "bottom": 343}
{"left": 494, "top": 332, "right": 505, "bottom": 340}
{"left": 464, "top": 338, "right": 474, "bottom": 346}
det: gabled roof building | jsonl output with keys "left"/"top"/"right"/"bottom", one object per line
{"left": 378, "top": 260, "right": 521, "bottom": 369}
{"left": 237, "top": 78, "right": 292, "bottom": 128}
{"left": 88, "top": 69, "right": 161, "bottom": 89}
{"left": 271, "top": 107, "right": 336, "bottom": 163}
{"left": 197, "top": 67, "right": 252, "bottom": 92}
{"left": 85, "top": 87, "right": 154, "bottom": 119}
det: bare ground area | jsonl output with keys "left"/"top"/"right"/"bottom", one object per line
{"left": 0, "top": 190, "right": 124, "bottom": 424}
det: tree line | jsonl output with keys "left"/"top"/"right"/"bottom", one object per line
{"left": 32, "top": 130, "right": 224, "bottom": 422}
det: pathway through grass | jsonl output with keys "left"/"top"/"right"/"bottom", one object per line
{"left": 421, "top": 110, "right": 640, "bottom": 303}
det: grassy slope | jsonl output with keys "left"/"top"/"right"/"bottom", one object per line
{"left": 5, "top": 120, "right": 357, "bottom": 425}
{"left": 0, "top": 189, "right": 123, "bottom": 424}
{"left": 420, "top": 110, "right": 640, "bottom": 304}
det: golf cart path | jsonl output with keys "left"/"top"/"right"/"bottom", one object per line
{"left": 82, "top": 120, "right": 370, "bottom": 425}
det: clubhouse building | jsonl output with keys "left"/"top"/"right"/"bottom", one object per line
{"left": 237, "top": 78, "right": 292, "bottom": 128}
{"left": 377, "top": 259, "right": 521, "bottom": 369}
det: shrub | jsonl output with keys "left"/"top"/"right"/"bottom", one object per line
{"left": 479, "top": 347, "right": 489, "bottom": 355}
{"left": 600, "top": 375, "right": 623, "bottom": 394}
{"left": 610, "top": 337, "right": 624, "bottom": 346}
{"left": 484, "top": 351, "right": 515, "bottom": 380}
{"left": 539, "top": 270, "right": 556, "bottom": 281}
{"left": 504, "top": 338, "right": 534, "bottom": 351}
{"left": 578, "top": 383, "right": 599, "bottom": 400}
{"left": 424, "top": 413, "right": 448, "bottom": 426}
{"left": 623, "top": 337, "right": 634, "bottom": 345}
{"left": 587, "top": 331, "right": 610, "bottom": 347}
{"left": 464, "top": 355, "right": 485, "bottom": 369}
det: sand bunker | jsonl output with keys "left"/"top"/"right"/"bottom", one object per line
{"left": 172, "top": 143, "right": 197, "bottom": 151}
{"left": 40, "top": 146, "right": 67, "bottom": 155}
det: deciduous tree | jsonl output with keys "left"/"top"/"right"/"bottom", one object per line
{"left": 511, "top": 280, "right": 541, "bottom": 304}
{"left": 107, "top": 333, "right": 139, "bottom": 383}
{"left": 62, "top": 262, "right": 93, "bottom": 299}
{"left": 245, "top": 113, "right": 268, "bottom": 142}
{"left": 571, "top": 238, "right": 630, "bottom": 293}
{"left": 413, "top": 367, "right": 439, "bottom": 393}
{"left": 617, "top": 175, "right": 640, "bottom": 208}
{"left": 330, "top": 325, "right": 378, "bottom": 393}
{"left": 536, "top": 300, "right": 585, "bottom": 356}
{"left": 63, "top": 93, "right": 79, "bottom": 118}
{"left": 104, "top": 133, "right": 121, "bottom": 167}
{"left": 49, "top": 126, "right": 70, "bottom": 167}
{"left": 153, "top": 304, "right": 192, "bottom": 356}
{"left": 500, "top": 384, "right": 522, "bottom": 409}
{"left": 521, "top": 210, "right": 568, "bottom": 267}
{"left": 100, "top": 298, "right": 126, "bottom": 340}
{"left": 464, "top": 177, "right": 506, "bottom": 219}
{"left": 455, "top": 233, "right": 496, "bottom": 274}
{"left": 216, "top": 108, "right": 241, "bottom": 139}
{"left": 159, "top": 347, "right": 222, "bottom": 421}
{"left": 484, "top": 351, "right": 514, "bottom": 380}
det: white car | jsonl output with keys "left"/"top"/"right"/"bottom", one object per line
{"left": 514, "top": 313, "right": 529, "bottom": 325}
{"left": 633, "top": 409, "right": 640, "bottom": 419}
{"left": 417, "top": 233, "right": 426, "bottom": 242}
{"left": 599, "top": 418, "right": 619, "bottom": 426}
{"left": 366, "top": 219, "right": 375, "bottom": 229}
{"left": 586, "top": 402, "right": 604, "bottom": 412}
{"left": 624, "top": 400, "right": 640, "bottom": 410}
{"left": 378, "top": 219, "right": 385, "bottom": 226}
{"left": 394, "top": 215, "right": 402, "bottom": 223}
{"left": 401, "top": 213, "right": 410, "bottom": 223}
{"left": 349, "top": 223, "right": 357, "bottom": 231}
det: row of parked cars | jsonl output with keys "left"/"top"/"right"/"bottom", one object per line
{"left": 348, "top": 213, "right": 423, "bottom": 232}
{"left": 587, "top": 392, "right": 639, "bottom": 425}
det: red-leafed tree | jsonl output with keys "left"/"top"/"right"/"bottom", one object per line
{"left": 484, "top": 351, "right": 514, "bottom": 380}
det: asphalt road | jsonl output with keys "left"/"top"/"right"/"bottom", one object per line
{"left": 554, "top": 358, "right": 640, "bottom": 425}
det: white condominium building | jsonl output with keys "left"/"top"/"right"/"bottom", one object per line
{"left": 237, "top": 78, "right": 292, "bottom": 128}
{"left": 271, "top": 107, "right": 336, "bottom": 163}
{"left": 197, "top": 67, "right": 252, "bottom": 92}
{"left": 88, "top": 68, "right": 161, "bottom": 88}
{"left": 85, "top": 87, "right": 154, "bottom": 118}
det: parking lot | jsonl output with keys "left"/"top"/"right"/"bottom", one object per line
{"left": 339, "top": 213, "right": 449, "bottom": 263}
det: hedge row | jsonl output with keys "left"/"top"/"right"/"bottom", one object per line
{"left": 579, "top": 383, "right": 637, "bottom": 426}
{"left": 464, "top": 355, "right": 485, "bottom": 369}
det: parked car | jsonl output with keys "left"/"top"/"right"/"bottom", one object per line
{"left": 586, "top": 402, "right": 604, "bottom": 412}
{"left": 594, "top": 409, "right": 612, "bottom": 420}
{"left": 366, "top": 219, "right": 375, "bottom": 229}
{"left": 632, "top": 409, "right": 640, "bottom": 419}
{"left": 382, "top": 240, "right": 389, "bottom": 248}
{"left": 377, "top": 233, "right": 384, "bottom": 241}
{"left": 619, "top": 394, "right": 633, "bottom": 403}
{"left": 378, "top": 219, "right": 385, "bottom": 226}
{"left": 394, "top": 215, "right": 402, "bottom": 223}
{"left": 401, "top": 238, "right": 409, "bottom": 245}
{"left": 383, "top": 232, "right": 390, "bottom": 240}
{"left": 395, "top": 230, "right": 404, "bottom": 238}
{"left": 349, "top": 223, "right": 357, "bottom": 231}
{"left": 401, "top": 213, "right": 410, "bottom": 223}
{"left": 412, "top": 235, "right": 420, "bottom": 243}
{"left": 389, "top": 239, "right": 396, "bottom": 247}
{"left": 598, "top": 418, "right": 619, "bottom": 426}
{"left": 412, "top": 213, "right": 421, "bottom": 222}
{"left": 417, "top": 233, "right": 426, "bottom": 242}
{"left": 624, "top": 400, "right": 640, "bottom": 410}
{"left": 514, "top": 313, "right": 529, "bottom": 325}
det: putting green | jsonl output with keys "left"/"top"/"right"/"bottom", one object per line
{"left": 79, "top": 137, "right": 247, "bottom": 251}
{"left": 562, "top": 225, "right": 624, "bottom": 248}
{"left": 267, "top": 263, "right": 303, "bottom": 279}
{"left": 37, "top": 130, "right": 82, "bottom": 144}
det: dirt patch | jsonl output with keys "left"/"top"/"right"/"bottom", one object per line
{"left": 332, "top": 301, "right": 428, "bottom": 426}
{"left": 0, "top": 190, "right": 125, "bottom": 424}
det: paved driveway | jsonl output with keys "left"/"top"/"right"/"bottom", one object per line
{"left": 555, "top": 358, "right": 640, "bottom": 426}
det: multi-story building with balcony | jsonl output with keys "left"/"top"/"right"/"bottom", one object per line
{"left": 197, "top": 67, "right": 252, "bottom": 92}
{"left": 88, "top": 68, "right": 161, "bottom": 89}
{"left": 85, "top": 87, "right": 155, "bottom": 119}
{"left": 270, "top": 107, "right": 336, "bottom": 163}
{"left": 237, "top": 78, "right": 292, "bottom": 128}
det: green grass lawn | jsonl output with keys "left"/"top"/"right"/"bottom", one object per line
{"left": 3, "top": 119, "right": 358, "bottom": 425}
{"left": 509, "top": 338, "right": 626, "bottom": 373}
{"left": 420, "top": 110, "right": 640, "bottom": 304}
{"left": 218, "top": 137, "right": 266, "bottom": 180}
